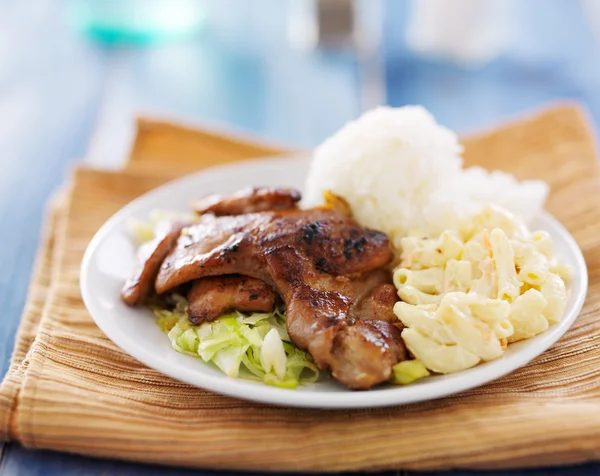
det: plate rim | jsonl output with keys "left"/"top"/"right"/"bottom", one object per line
{"left": 80, "top": 156, "right": 588, "bottom": 409}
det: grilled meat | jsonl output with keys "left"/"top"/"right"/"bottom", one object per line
{"left": 121, "top": 221, "right": 188, "bottom": 306}
{"left": 195, "top": 186, "right": 301, "bottom": 216}
{"left": 265, "top": 246, "right": 406, "bottom": 389}
{"left": 155, "top": 206, "right": 407, "bottom": 389}
{"left": 155, "top": 208, "right": 392, "bottom": 292}
{"left": 187, "top": 275, "right": 277, "bottom": 325}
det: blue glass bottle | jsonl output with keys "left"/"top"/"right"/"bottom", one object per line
{"left": 66, "top": 0, "right": 206, "bottom": 45}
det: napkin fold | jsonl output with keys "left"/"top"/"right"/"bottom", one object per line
{"left": 0, "top": 192, "right": 66, "bottom": 441}
{"left": 1, "top": 106, "right": 600, "bottom": 472}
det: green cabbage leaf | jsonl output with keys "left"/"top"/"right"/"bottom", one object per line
{"left": 152, "top": 296, "right": 319, "bottom": 389}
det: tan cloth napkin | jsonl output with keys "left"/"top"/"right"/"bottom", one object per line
{"left": 1, "top": 105, "right": 600, "bottom": 472}
{"left": 0, "top": 192, "right": 66, "bottom": 440}
{"left": 127, "top": 117, "right": 290, "bottom": 176}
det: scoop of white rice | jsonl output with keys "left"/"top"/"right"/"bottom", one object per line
{"left": 303, "top": 106, "right": 548, "bottom": 250}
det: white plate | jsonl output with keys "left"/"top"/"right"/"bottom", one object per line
{"left": 81, "top": 156, "right": 588, "bottom": 409}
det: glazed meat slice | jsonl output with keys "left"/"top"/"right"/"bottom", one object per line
{"left": 353, "top": 278, "right": 399, "bottom": 323}
{"left": 195, "top": 186, "right": 301, "bottom": 216}
{"left": 155, "top": 208, "right": 393, "bottom": 292}
{"left": 187, "top": 275, "right": 277, "bottom": 325}
{"left": 155, "top": 213, "right": 273, "bottom": 290}
{"left": 121, "top": 221, "right": 188, "bottom": 306}
{"left": 265, "top": 247, "right": 406, "bottom": 389}
{"left": 155, "top": 206, "right": 407, "bottom": 389}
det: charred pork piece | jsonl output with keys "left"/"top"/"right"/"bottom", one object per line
{"left": 155, "top": 207, "right": 407, "bottom": 389}
{"left": 266, "top": 248, "right": 406, "bottom": 389}
{"left": 187, "top": 275, "right": 277, "bottom": 325}
{"left": 194, "top": 186, "right": 301, "bottom": 216}
{"left": 121, "top": 221, "right": 188, "bottom": 306}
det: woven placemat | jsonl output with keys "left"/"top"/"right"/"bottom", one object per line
{"left": 0, "top": 191, "right": 68, "bottom": 440}
{"left": 1, "top": 105, "right": 600, "bottom": 472}
{"left": 0, "top": 121, "right": 288, "bottom": 443}
{"left": 127, "top": 117, "right": 290, "bottom": 176}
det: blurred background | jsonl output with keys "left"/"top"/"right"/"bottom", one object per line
{"left": 1, "top": 2, "right": 599, "bottom": 471}
{"left": 3, "top": 0, "right": 600, "bottom": 165}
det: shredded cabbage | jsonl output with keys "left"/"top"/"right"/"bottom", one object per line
{"left": 152, "top": 296, "right": 319, "bottom": 388}
{"left": 133, "top": 213, "right": 319, "bottom": 389}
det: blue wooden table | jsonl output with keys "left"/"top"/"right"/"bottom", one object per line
{"left": 1, "top": 0, "right": 599, "bottom": 474}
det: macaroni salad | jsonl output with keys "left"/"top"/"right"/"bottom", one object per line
{"left": 393, "top": 205, "right": 570, "bottom": 374}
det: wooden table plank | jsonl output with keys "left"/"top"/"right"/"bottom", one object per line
{"left": 412, "top": 465, "right": 600, "bottom": 476}
{"left": 0, "top": 0, "right": 105, "bottom": 379}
